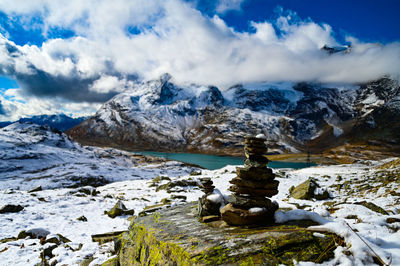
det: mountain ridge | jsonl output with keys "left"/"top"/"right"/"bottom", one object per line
{"left": 67, "top": 75, "right": 400, "bottom": 156}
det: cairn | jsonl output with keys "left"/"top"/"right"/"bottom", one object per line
{"left": 198, "top": 177, "right": 221, "bottom": 218}
{"left": 221, "top": 135, "right": 279, "bottom": 226}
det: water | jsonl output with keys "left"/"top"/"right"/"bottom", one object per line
{"left": 135, "top": 151, "right": 315, "bottom": 170}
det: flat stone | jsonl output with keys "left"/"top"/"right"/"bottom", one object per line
{"left": 200, "top": 215, "right": 220, "bottom": 223}
{"left": 228, "top": 194, "right": 274, "bottom": 209}
{"left": 244, "top": 146, "right": 268, "bottom": 155}
{"left": 28, "top": 186, "right": 42, "bottom": 193}
{"left": 229, "top": 177, "right": 279, "bottom": 190}
{"left": 236, "top": 167, "right": 275, "bottom": 181}
{"left": 228, "top": 185, "right": 279, "bottom": 197}
{"left": 91, "top": 231, "right": 127, "bottom": 245}
{"left": 244, "top": 159, "right": 268, "bottom": 168}
{"left": 221, "top": 203, "right": 278, "bottom": 226}
{"left": 115, "top": 203, "right": 338, "bottom": 265}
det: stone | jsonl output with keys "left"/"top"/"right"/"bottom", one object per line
{"left": 105, "top": 201, "right": 135, "bottom": 218}
{"left": 114, "top": 203, "right": 338, "bottom": 265}
{"left": 244, "top": 146, "right": 268, "bottom": 155}
{"left": 244, "top": 154, "right": 269, "bottom": 163}
{"left": 18, "top": 228, "right": 51, "bottom": 239}
{"left": 91, "top": 231, "right": 127, "bottom": 245}
{"left": 28, "top": 186, "right": 42, "bottom": 193}
{"left": 290, "top": 179, "right": 331, "bottom": 200}
{"left": 200, "top": 215, "right": 220, "bottom": 223}
{"left": 77, "top": 215, "right": 88, "bottom": 222}
{"left": 290, "top": 179, "right": 318, "bottom": 200}
{"left": 197, "top": 195, "right": 221, "bottom": 217}
{"left": 355, "top": 201, "right": 389, "bottom": 215}
{"left": 228, "top": 185, "right": 279, "bottom": 197}
{"left": 229, "top": 177, "right": 279, "bottom": 190}
{"left": 228, "top": 194, "right": 274, "bottom": 209}
{"left": 220, "top": 203, "right": 278, "bottom": 226}
{"left": 0, "top": 204, "right": 24, "bottom": 214}
{"left": 244, "top": 158, "right": 268, "bottom": 168}
{"left": 236, "top": 166, "right": 275, "bottom": 181}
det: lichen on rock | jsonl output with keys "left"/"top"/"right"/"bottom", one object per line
{"left": 109, "top": 203, "right": 341, "bottom": 265}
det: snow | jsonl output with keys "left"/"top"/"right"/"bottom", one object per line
{"left": 248, "top": 207, "right": 266, "bottom": 214}
{"left": 1, "top": 124, "right": 400, "bottom": 265}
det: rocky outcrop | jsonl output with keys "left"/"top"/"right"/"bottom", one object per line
{"left": 290, "top": 179, "right": 330, "bottom": 200}
{"left": 111, "top": 203, "right": 340, "bottom": 265}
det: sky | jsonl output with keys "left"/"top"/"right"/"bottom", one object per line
{"left": 0, "top": 0, "right": 399, "bottom": 121}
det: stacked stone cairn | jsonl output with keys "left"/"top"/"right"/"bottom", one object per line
{"left": 198, "top": 177, "right": 221, "bottom": 218}
{"left": 221, "top": 135, "right": 279, "bottom": 226}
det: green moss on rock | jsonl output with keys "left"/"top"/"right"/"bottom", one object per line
{"left": 109, "top": 203, "right": 341, "bottom": 265}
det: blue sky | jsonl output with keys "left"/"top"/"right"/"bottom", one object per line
{"left": 0, "top": 0, "right": 399, "bottom": 121}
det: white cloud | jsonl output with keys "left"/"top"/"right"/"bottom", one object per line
{"left": 216, "top": 0, "right": 245, "bottom": 13}
{"left": 0, "top": 88, "right": 100, "bottom": 121}
{"left": 0, "top": 0, "right": 399, "bottom": 97}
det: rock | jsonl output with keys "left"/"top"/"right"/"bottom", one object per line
{"left": 74, "top": 186, "right": 98, "bottom": 196}
{"left": 114, "top": 203, "right": 338, "bottom": 265}
{"left": 290, "top": 179, "right": 318, "bottom": 200}
{"left": 105, "top": 201, "right": 135, "bottom": 218}
{"left": 290, "top": 179, "right": 331, "bottom": 200}
{"left": 197, "top": 195, "right": 221, "bottom": 217}
{"left": 18, "top": 228, "right": 50, "bottom": 239}
{"left": 228, "top": 185, "right": 279, "bottom": 197}
{"left": 79, "top": 256, "right": 94, "bottom": 266}
{"left": 41, "top": 244, "right": 57, "bottom": 259}
{"left": 91, "top": 231, "right": 127, "bottom": 245}
{"left": 28, "top": 186, "right": 42, "bottom": 193}
{"left": 355, "top": 201, "right": 389, "bottom": 215}
{"left": 200, "top": 215, "right": 220, "bottom": 223}
{"left": 0, "top": 204, "right": 24, "bottom": 214}
{"left": 156, "top": 179, "right": 199, "bottom": 193}
{"left": 45, "top": 234, "right": 60, "bottom": 245}
{"left": 386, "top": 217, "right": 400, "bottom": 224}
{"left": 228, "top": 194, "right": 274, "bottom": 209}
{"left": 138, "top": 203, "right": 165, "bottom": 217}
{"left": 229, "top": 177, "right": 279, "bottom": 189}
{"left": 220, "top": 203, "right": 278, "bottom": 226}
{"left": 102, "top": 256, "right": 120, "bottom": 266}
{"left": 236, "top": 167, "right": 275, "bottom": 182}
{"left": 244, "top": 158, "right": 267, "bottom": 168}
{"left": 77, "top": 215, "right": 88, "bottom": 222}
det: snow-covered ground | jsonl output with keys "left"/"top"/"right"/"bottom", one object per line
{"left": 1, "top": 123, "right": 400, "bottom": 265}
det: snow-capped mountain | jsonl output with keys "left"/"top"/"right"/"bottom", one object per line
{"left": 67, "top": 74, "right": 400, "bottom": 155}
{"left": 0, "top": 114, "right": 86, "bottom": 132}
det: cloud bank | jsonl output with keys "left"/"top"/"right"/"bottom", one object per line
{"left": 0, "top": 0, "right": 399, "bottom": 107}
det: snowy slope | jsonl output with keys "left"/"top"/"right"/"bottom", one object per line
{"left": 0, "top": 122, "right": 197, "bottom": 190}
{"left": 68, "top": 75, "right": 400, "bottom": 155}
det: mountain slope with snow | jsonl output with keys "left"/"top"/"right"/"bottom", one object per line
{"left": 67, "top": 75, "right": 400, "bottom": 155}
{"left": 0, "top": 122, "right": 197, "bottom": 190}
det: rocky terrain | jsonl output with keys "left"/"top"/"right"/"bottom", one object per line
{"left": 67, "top": 74, "right": 400, "bottom": 157}
{"left": 1, "top": 123, "right": 400, "bottom": 265}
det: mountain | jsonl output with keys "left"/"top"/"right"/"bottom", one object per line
{"left": 0, "top": 114, "right": 87, "bottom": 132}
{"left": 0, "top": 122, "right": 196, "bottom": 190}
{"left": 67, "top": 74, "right": 400, "bottom": 156}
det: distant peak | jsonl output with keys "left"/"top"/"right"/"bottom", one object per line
{"left": 159, "top": 73, "right": 172, "bottom": 84}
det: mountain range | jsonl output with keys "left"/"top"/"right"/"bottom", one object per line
{"left": 0, "top": 114, "right": 86, "bottom": 132}
{"left": 67, "top": 74, "right": 400, "bottom": 156}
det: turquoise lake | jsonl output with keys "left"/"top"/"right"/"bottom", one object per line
{"left": 135, "top": 151, "right": 315, "bottom": 170}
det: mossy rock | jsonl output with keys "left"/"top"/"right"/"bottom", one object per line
{"left": 355, "top": 201, "right": 389, "bottom": 215}
{"left": 110, "top": 203, "right": 341, "bottom": 265}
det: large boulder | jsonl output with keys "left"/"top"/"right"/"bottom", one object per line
{"left": 113, "top": 203, "right": 340, "bottom": 265}
{"left": 290, "top": 179, "right": 330, "bottom": 200}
